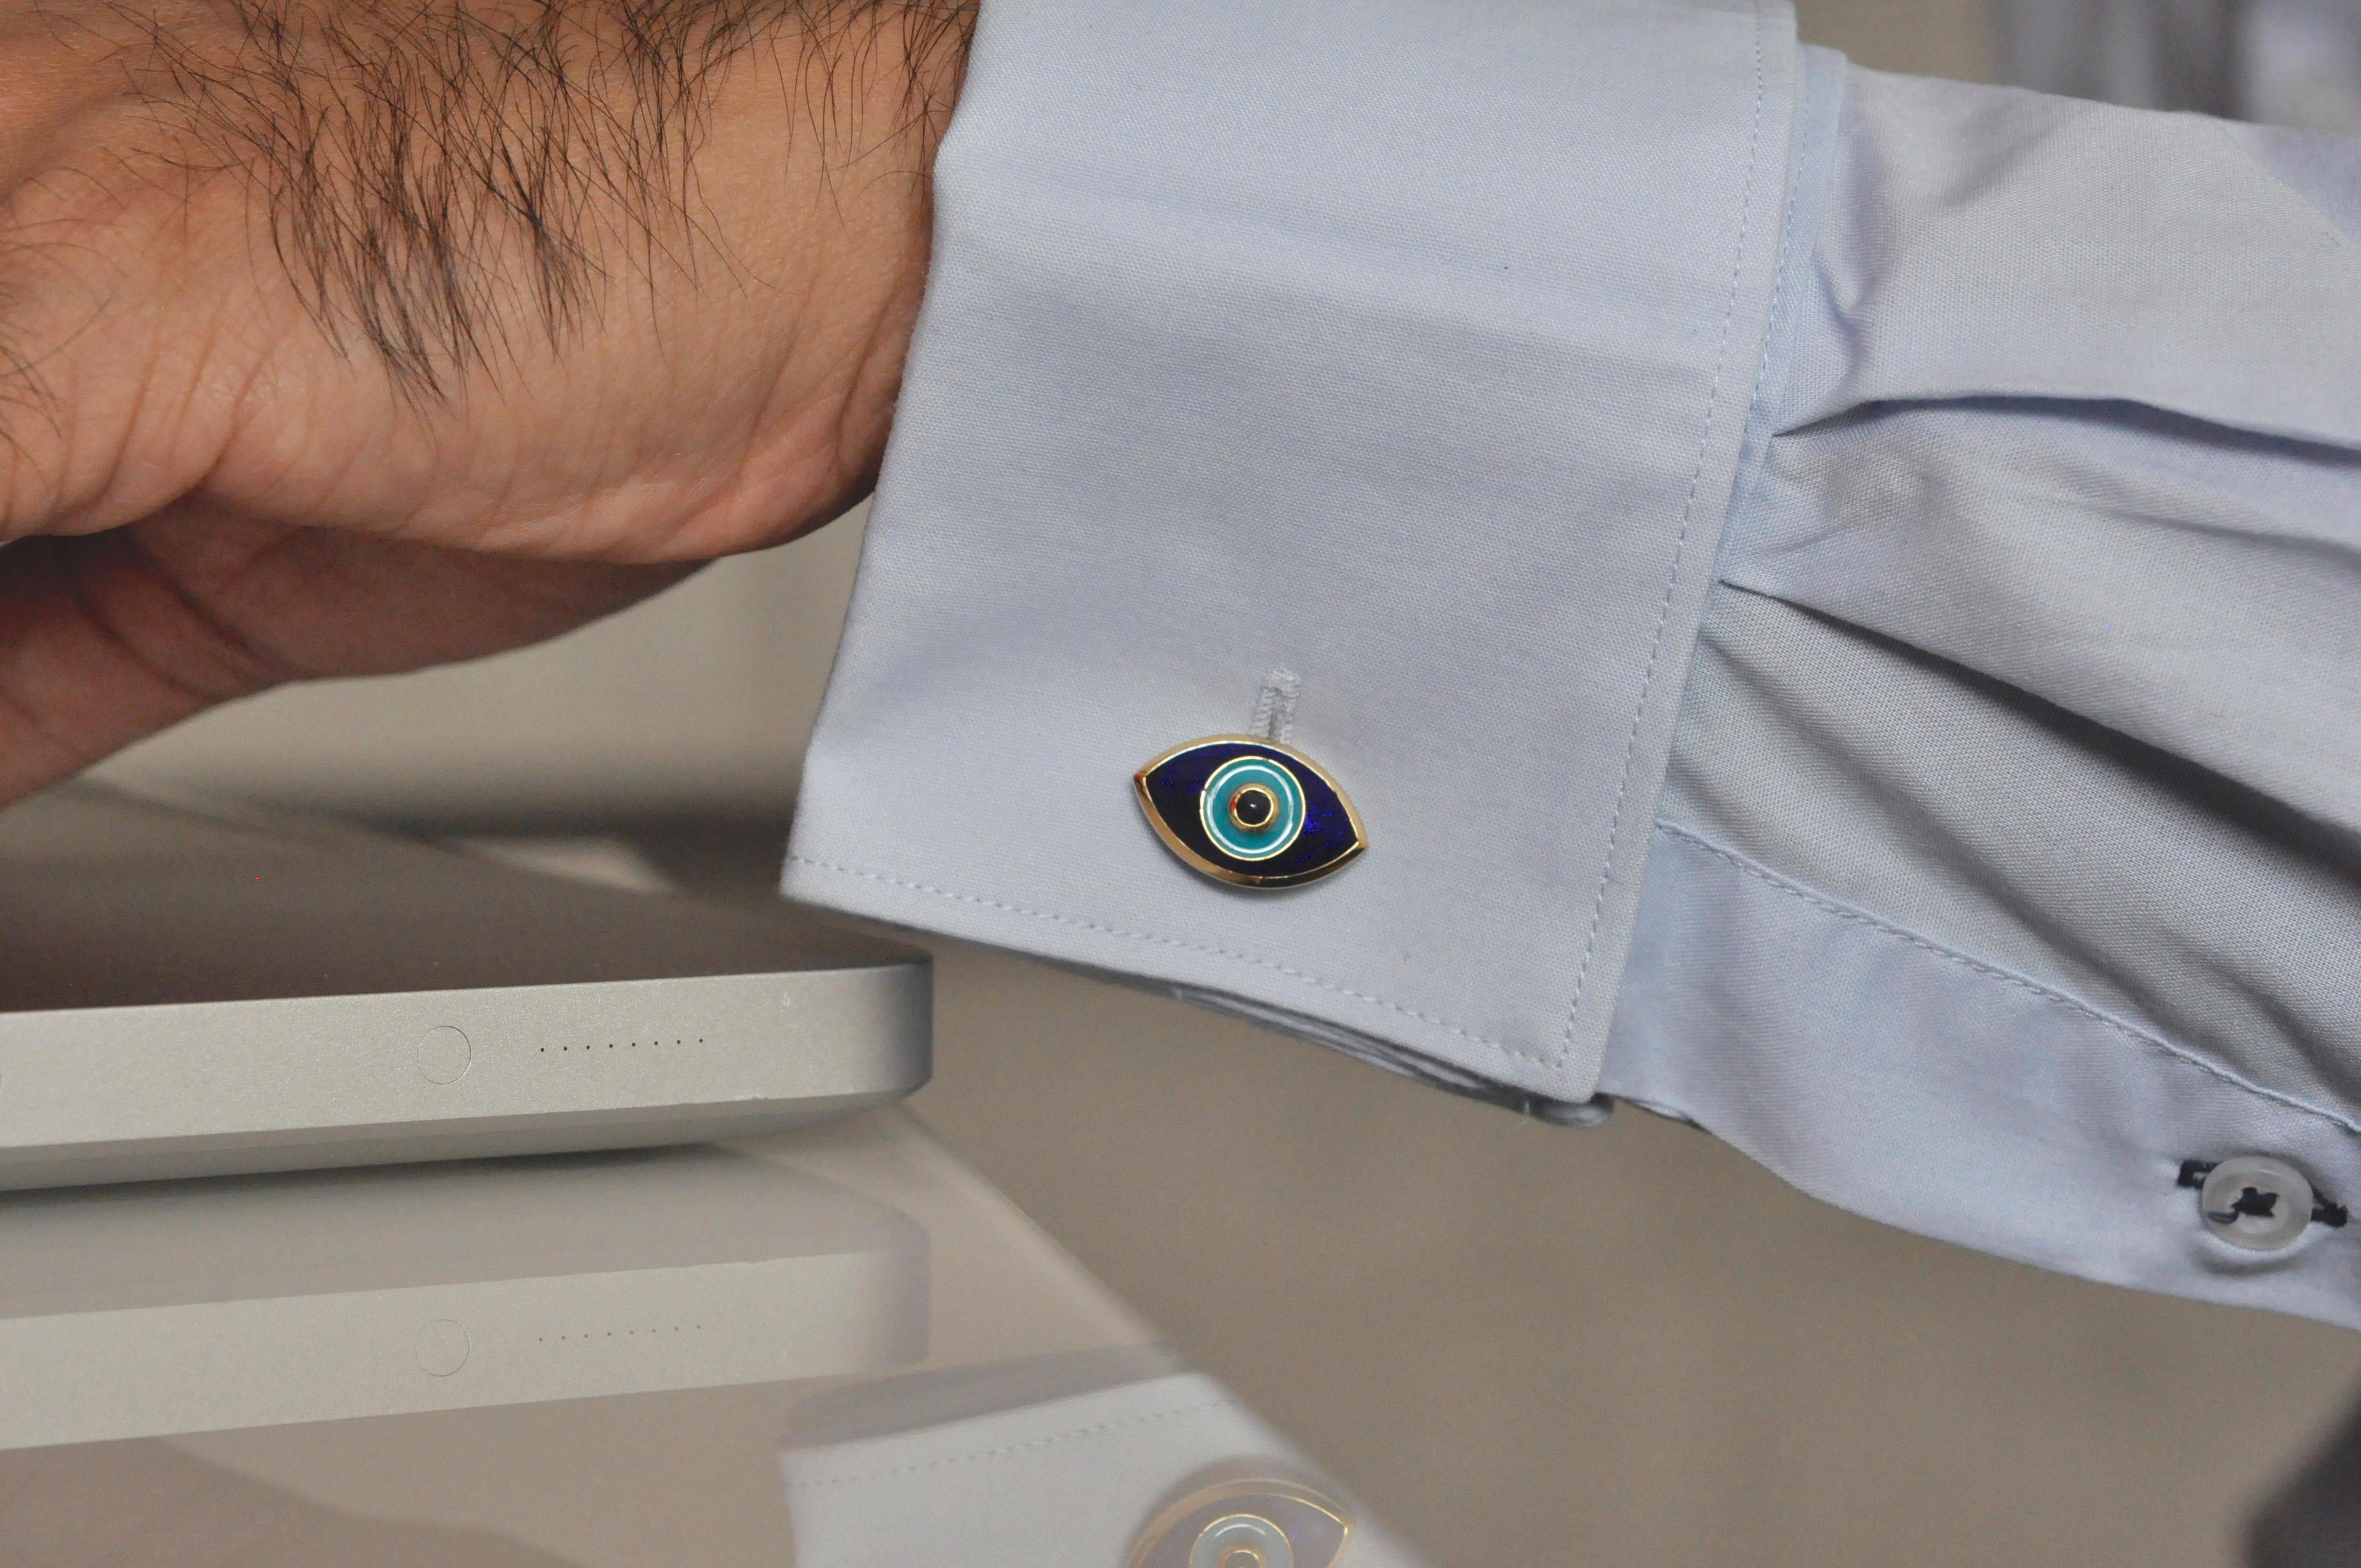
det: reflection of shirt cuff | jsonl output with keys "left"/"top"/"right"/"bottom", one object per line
{"left": 779, "top": 1370, "right": 1428, "bottom": 1566}
{"left": 785, "top": 0, "right": 1800, "bottom": 1110}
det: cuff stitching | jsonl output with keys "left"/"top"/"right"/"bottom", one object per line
{"left": 785, "top": 853, "right": 1554, "bottom": 1066}
{"left": 1657, "top": 820, "right": 2361, "bottom": 1141}
{"left": 1562, "top": 0, "right": 1775, "bottom": 1066}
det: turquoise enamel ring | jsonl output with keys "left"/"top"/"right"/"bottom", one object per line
{"left": 1134, "top": 736, "right": 1366, "bottom": 889}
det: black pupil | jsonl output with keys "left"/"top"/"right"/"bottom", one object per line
{"left": 1235, "top": 788, "right": 1272, "bottom": 827}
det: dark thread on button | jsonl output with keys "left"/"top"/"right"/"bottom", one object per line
{"left": 2178, "top": 1157, "right": 2349, "bottom": 1229}
{"left": 2207, "top": 1186, "right": 2281, "bottom": 1226}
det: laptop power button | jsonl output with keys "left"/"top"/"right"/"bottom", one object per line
{"left": 416, "top": 1026, "right": 472, "bottom": 1085}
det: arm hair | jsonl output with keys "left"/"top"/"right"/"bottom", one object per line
{"left": 96, "top": 0, "right": 975, "bottom": 395}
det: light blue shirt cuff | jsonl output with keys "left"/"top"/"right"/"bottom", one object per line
{"left": 785, "top": 0, "right": 1802, "bottom": 1111}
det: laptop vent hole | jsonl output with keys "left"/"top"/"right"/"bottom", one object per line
{"left": 537, "top": 1324, "right": 707, "bottom": 1345}
{"left": 535, "top": 1038, "right": 706, "bottom": 1054}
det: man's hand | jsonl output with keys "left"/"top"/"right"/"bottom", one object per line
{"left": 0, "top": 0, "right": 973, "bottom": 801}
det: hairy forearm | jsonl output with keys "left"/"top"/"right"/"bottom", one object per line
{"left": 10, "top": 0, "right": 975, "bottom": 398}
{"left": 0, "top": 0, "right": 975, "bottom": 807}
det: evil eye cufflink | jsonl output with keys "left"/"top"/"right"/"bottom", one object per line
{"left": 1135, "top": 736, "right": 1365, "bottom": 889}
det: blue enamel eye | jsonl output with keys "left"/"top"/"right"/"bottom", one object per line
{"left": 1134, "top": 736, "right": 1366, "bottom": 888}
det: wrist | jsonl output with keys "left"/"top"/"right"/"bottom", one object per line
{"left": 717, "top": 2, "right": 977, "bottom": 520}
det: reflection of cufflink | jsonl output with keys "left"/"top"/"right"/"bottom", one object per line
{"left": 1128, "top": 1479, "right": 1353, "bottom": 1568}
{"left": 1136, "top": 738, "right": 1366, "bottom": 889}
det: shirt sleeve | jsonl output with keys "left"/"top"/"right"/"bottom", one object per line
{"left": 785, "top": 0, "right": 2361, "bottom": 1326}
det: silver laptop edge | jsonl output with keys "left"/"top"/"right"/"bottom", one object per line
{"left": 0, "top": 785, "right": 931, "bottom": 1189}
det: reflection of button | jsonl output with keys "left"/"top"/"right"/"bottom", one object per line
{"left": 416, "top": 1026, "right": 471, "bottom": 1085}
{"left": 2200, "top": 1156, "right": 2314, "bottom": 1251}
{"left": 416, "top": 1319, "right": 470, "bottom": 1376}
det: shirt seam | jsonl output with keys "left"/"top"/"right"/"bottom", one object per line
{"left": 1712, "top": 44, "right": 1845, "bottom": 575}
{"left": 1655, "top": 819, "right": 2361, "bottom": 1141}
{"left": 784, "top": 852, "right": 1552, "bottom": 1066}
{"left": 1560, "top": 0, "right": 1776, "bottom": 1068}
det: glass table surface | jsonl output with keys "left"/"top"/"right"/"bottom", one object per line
{"left": 0, "top": 1109, "right": 1423, "bottom": 1566}
{"left": 17, "top": 815, "right": 2361, "bottom": 1567}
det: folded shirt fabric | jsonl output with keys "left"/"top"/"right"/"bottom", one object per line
{"left": 787, "top": 0, "right": 2361, "bottom": 1327}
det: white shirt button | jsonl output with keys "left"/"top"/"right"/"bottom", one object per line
{"left": 2199, "top": 1156, "right": 2315, "bottom": 1251}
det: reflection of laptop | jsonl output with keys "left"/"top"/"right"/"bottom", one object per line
{"left": 0, "top": 786, "right": 929, "bottom": 1190}
{"left": 0, "top": 1144, "right": 929, "bottom": 1448}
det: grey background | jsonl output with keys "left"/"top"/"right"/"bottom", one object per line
{"left": 83, "top": 5, "right": 2361, "bottom": 1563}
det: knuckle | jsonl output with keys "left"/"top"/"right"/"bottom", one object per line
{"left": 0, "top": 154, "right": 246, "bottom": 538}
